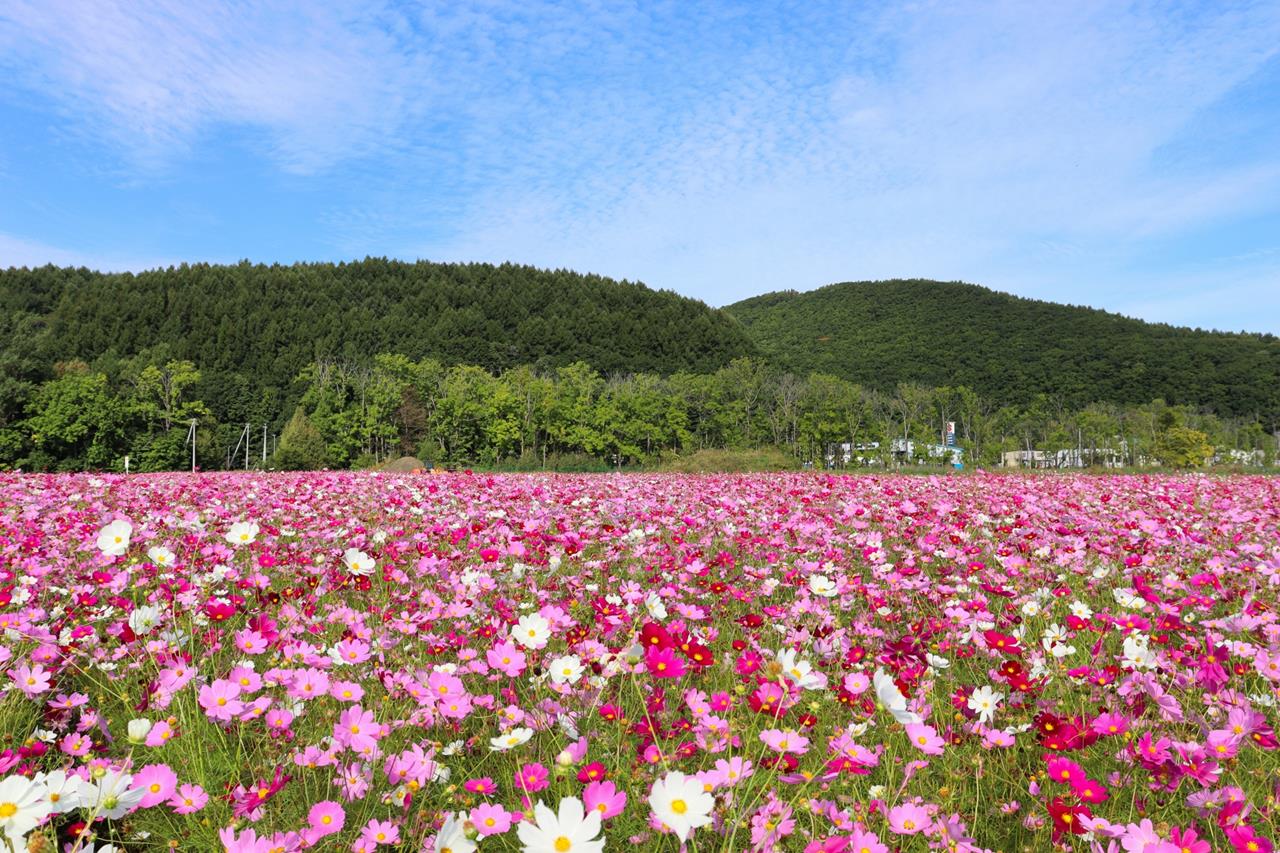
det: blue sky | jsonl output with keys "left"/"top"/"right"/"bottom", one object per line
{"left": 1, "top": 1, "right": 1278, "bottom": 333}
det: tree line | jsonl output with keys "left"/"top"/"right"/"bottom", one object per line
{"left": 7, "top": 354, "right": 1274, "bottom": 472}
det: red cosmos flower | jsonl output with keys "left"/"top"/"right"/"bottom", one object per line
{"left": 639, "top": 622, "right": 674, "bottom": 650}
{"left": 1046, "top": 797, "right": 1091, "bottom": 842}
{"left": 983, "top": 631, "right": 1022, "bottom": 656}
{"left": 577, "top": 762, "right": 607, "bottom": 783}
{"left": 680, "top": 641, "right": 714, "bottom": 668}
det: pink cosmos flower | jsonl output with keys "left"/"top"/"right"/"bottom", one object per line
{"left": 759, "top": 728, "right": 810, "bottom": 755}
{"left": 60, "top": 732, "right": 92, "bottom": 757}
{"left": 645, "top": 645, "right": 687, "bottom": 679}
{"left": 583, "top": 779, "right": 628, "bottom": 820}
{"left": 904, "top": 723, "right": 945, "bottom": 755}
{"left": 288, "top": 668, "right": 330, "bottom": 700}
{"left": 307, "top": 800, "right": 346, "bottom": 838}
{"left": 515, "top": 762, "right": 550, "bottom": 793}
{"left": 335, "top": 705, "right": 380, "bottom": 753}
{"left": 218, "top": 826, "right": 273, "bottom": 853}
{"left": 168, "top": 783, "right": 208, "bottom": 814}
{"left": 359, "top": 818, "right": 400, "bottom": 846}
{"left": 471, "top": 802, "right": 513, "bottom": 835}
{"left": 846, "top": 828, "right": 889, "bottom": 853}
{"left": 464, "top": 777, "right": 497, "bottom": 795}
{"left": 1072, "top": 777, "right": 1109, "bottom": 804}
{"left": 1046, "top": 756, "right": 1086, "bottom": 787}
{"left": 330, "top": 680, "right": 364, "bottom": 702}
{"left": 10, "top": 663, "right": 51, "bottom": 698}
{"left": 145, "top": 720, "right": 176, "bottom": 747}
{"left": 887, "top": 803, "right": 930, "bottom": 835}
{"left": 133, "top": 763, "right": 178, "bottom": 808}
{"left": 198, "top": 679, "right": 245, "bottom": 721}
{"left": 235, "top": 629, "right": 268, "bottom": 655}
{"left": 486, "top": 641, "right": 527, "bottom": 677}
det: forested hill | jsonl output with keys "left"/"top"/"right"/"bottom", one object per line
{"left": 725, "top": 279, "right": 1280, "bottom": 419}
{"left": 1, "top": 257, "right": 757, "bottom": 384}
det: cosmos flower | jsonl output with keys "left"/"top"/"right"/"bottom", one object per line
{"left": 517, "top": 796, "right": 604, "bottom": 853}
{"left": 648, "top": 771, "right": 715, "bottom": 843}
{"left": 96, "top": 519, "right": 133, "bottom": 556}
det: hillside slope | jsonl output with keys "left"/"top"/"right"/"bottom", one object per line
{"left": 725, "top": 279, "right": 1280, "bottom": 418}
{"left": 0, "top": 257, "right": 759, "bottom": 383}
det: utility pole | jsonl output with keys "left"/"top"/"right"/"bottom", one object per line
{"left": 262, "top": 424, "right": 268, "bottom": 463}
{"left": 244, "top": 423, "right": 250, "bottom": 469}
{"left": 185, "top": 419, "right": 197, "bottom": 473}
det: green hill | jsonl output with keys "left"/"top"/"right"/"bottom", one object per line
{"left": 0, "top": 257, "right": 758, "bottom": 406}
{"left": 725, "top": 279, "right": 1280, "bottom": 418}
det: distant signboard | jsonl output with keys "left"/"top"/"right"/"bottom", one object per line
{"left": 945, "top": 421, "right": 956, "bottom": 447}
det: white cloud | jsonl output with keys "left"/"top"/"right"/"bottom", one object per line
{"left": 0, "top": 0, "right": 430, "bottom": 172}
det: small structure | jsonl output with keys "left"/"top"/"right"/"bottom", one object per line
{"left": 890, "top": 439, "right": 963, "bottom": 466}
{"left": 1213, "top": 448, "right": 1267, "bottom": 467}
{"left": 1001, "top": 448, "right": 1125, "bottom": 469}
{"left": 825, "top": 441, "right": 883, "bottom": 467}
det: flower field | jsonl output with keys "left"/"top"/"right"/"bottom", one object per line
{"left": 1, "top": 472, "right": 1279, "bottom": 853}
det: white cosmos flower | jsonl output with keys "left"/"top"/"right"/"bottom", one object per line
{"left": 1020, "top": 600, "right": 1041, "bottom": 617}
{"left": 648, "top": 770, "right": 715, "bottom": 843}
{"left": 776, "top": 649, "right": 827, "bottom": 690}
{"left": 516, "top": 796, "right": 604, "bottom": 853}
{"left": 926, "top": 653, "right": 951, "bottom": 670}
{"left": 128, "top": 605, "right": 162, "bottom": 636}
{"left": 1113, "top": 588, "right": 1144, "bottom": 609}
{"left": 967, "top": 685, "right": 1004, "bottom": 725}
{"left": 146, "top": 546, "right": 176, "bottom": 567}
{"left": 1122, "top": 634, "right": 1157, "bottom": 670}
{"left": 1069, "top": 600, "right": 1093, "bottom": 619}
{"left": 0, "top": 774, "right": 50, "bottom": 841}
{"left": 547, "top": 655, "right": 584, "bottom": 686}
{"left": 342, "top": 548, "right": 375, "bottom": 576}
{"left": 34, "top": 769, "right": 87, "bottom": 814}
{"left": 512, "top": 613, "right": 551, "bottom": 649}
{"left": 490, "top": 726, "right": 534, "bottom": 752}
{"left": 872, "top": 668, "right": 922, "bottom": 725}
{"left": 96, "top": 520, "right": 133, "bottom": 557}
{"left": 435, "top": 811, "right": 477, "bottom": 853}
{"left": 82, "top": 770, "right": 144, "bottom": 820}
{"left": 225, "top": 521, "right": 260, "bottom": 546}
{"left": 644, "top": 593, "right": 667, "bottom": 620}
{"left": 808, "top": 574, "right": 838, "bottom": 598}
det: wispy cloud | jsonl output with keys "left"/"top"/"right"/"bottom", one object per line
{"left": 0, "top": 0, "right": 429, "bottom": 173}
{"left": 1, "top": 1, "right": 1278, "bottom": 331}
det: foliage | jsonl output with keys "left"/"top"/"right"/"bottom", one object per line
{"left": 726, "top": 279, "right": 1280, "bottom": 420}
{"left": 658, "top": 447, "right": 795, "bottom": 472}
{"left": 1155, "top": 425, "right": 1214, "bottom": 469}
{"left": 273, "top": 407, "right": 329, "bottom": 470}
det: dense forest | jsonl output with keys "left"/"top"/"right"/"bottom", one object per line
{"left": 1, "top": 262, "right": 1277, "bottom": 471}
{"left": 7, "top": 353, "right": 1275, "bottom": 473}
{"left": 726, "top": 279, "right": 1280, "bottom": 420}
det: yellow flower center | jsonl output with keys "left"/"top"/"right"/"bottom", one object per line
{"left": 555, "top": 838, "right": 572, "bottom": 852}
{"left": 671, "top": 799, "right": 688, "bottom": 814}
{"left": 0, "top": 803, "right": 16, "bottom": 818}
